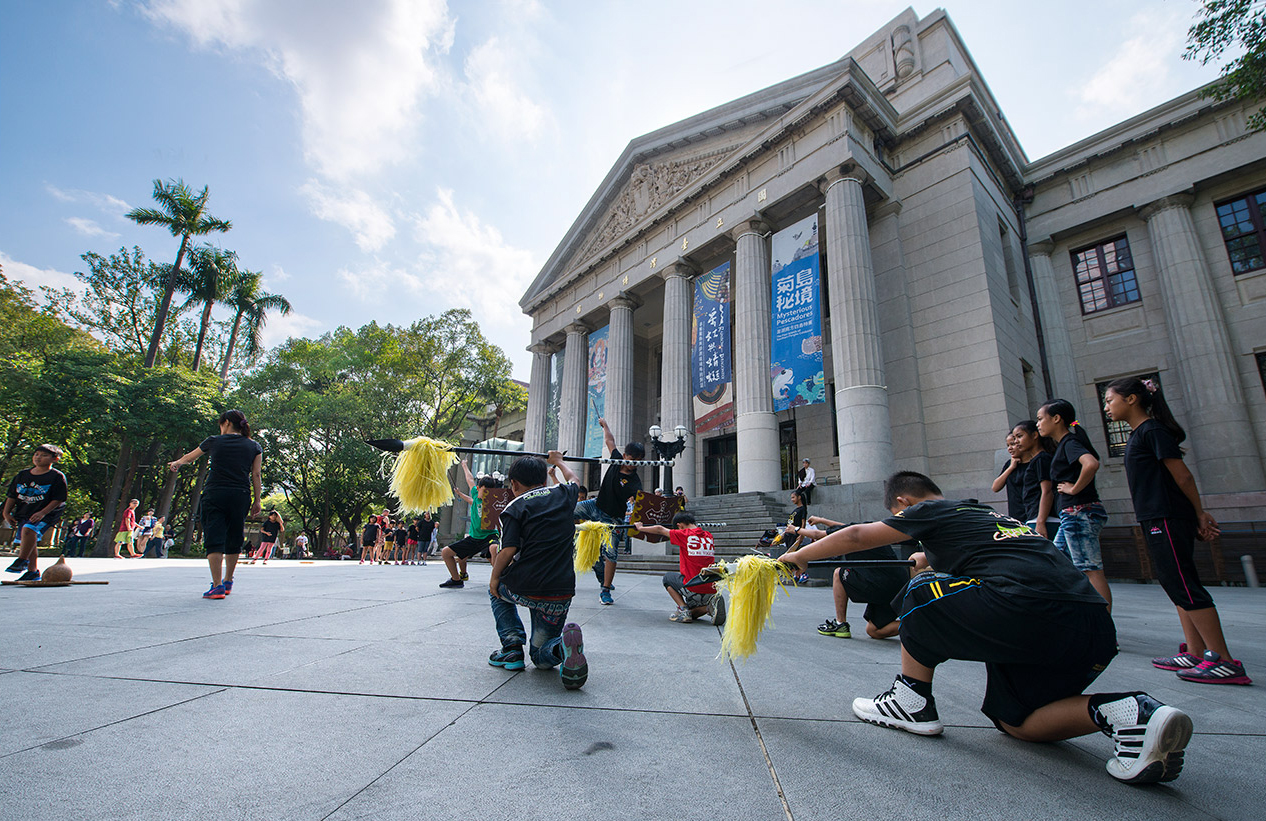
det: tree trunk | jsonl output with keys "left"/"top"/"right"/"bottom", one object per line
{"left": 181, "top": 461, "right": 209, "bottom": 554}
{"left": 144, "top": 234, "right": 189, "bottom": 369}
{"left": 192, "top": 298, "right": 213, "bottom": 371}
{"left": 0, "top": 421, "right": 29, "bottom": 482}
{"left": 155, "top": 449, "right": 181, "bottom": 522}
{"left": 93, "top": 435, "right": 132, "bottom": 557}
{"left": 219, "top": 310, "right": 243, "bottom": 382}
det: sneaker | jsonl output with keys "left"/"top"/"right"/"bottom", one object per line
{"left": 4, "top": 558, "right": 28, "bottom": 573}
{"left": 818, "top": 618, "right": 852, "bottom": 638}
{"left": 599, "top": 587, "right": 613, "bottom": 605}
{"left": 203, "top": 584, "right": 226, "bottom": 599}
{"left": 669, "top": 607, "right": 693, "bottom": 623}
{"left": 16, "top": 569, "right": 41, "bottom": 583}
{"left": 560, "top": 623, "right": 588, "bottom": 690}
{"left": 1093, "top": 693, "right": 1193, "bottom": 784}
{"left": 852, "top": 676, "right": 943, "bottom": 736}
{"left": 459, "top": 571, "right": 469, "bottom": 581}
{"left": 795, "top": 572, "right": 810, "bottom": 585}
{"left": 1176, "top": 650, "right": 1252, "bottom": 685}
{"left": 439, "top": 578, "right": 464, "bottom": 589}
{"left": 1151, "top": 643, "right": 1200, "bottom": 671}
{"left": 222, "top": 579, "right": 233, "bottom": 596}
{"left": 708, "top": 594, "right": 727, "bottom": 626}
{"left": 488, "top": 647, "right": 525, "bottom": 671}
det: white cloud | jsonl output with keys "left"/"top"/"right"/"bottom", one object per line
{"left": 257, "top": 309, "right": 323, "bottom": 351}
{"left": 268, "top": 263, "right": 291, "bottom": 282}
{"left": 463, "top": 36, "right": 548, "bottom": 142}
{"left": 45, "top": 184, "right": 132, "bottom": 216}
{"left": 1077, "top": 10, "right": 1190, "bottom": 120}
{"left": 300, "top": 180, "right": 396, "bottom": 252}
{"left": 142, "top": 0, "right": 454, "bottom": 181}
{"left": 65, "top": 217, "right": 121, "bottom": 238}
{"left": 0, "top": 251, "right": 83, "bottom": 293}
{"left": 337, "top": 259, "right": 422, "bottom": 301}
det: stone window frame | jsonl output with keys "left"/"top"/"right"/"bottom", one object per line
{"left": 1257, "top": 351, "right": 1266, "bottom": 395}
{"left": 1214, "top": 188, "right": 1266, "bottom": 276}
{"left": 1095, "top": 371, "right": 1160, "bottom": 458}
{"left": 1070, "top": 235, "right": 1142, "bottom": 315}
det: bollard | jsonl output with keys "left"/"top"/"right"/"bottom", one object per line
{"left": 1242, "top": 555, "right": 1260, "bottom": 588}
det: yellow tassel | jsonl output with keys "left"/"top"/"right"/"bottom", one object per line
{"left": 574, "top": 521, "right": 612, "bottom": 573}
{"left": 714, "top": 554, "right": 792, "bottom": 661}
{"left": 381, "top": 436, "right": 458, "bottom": 514}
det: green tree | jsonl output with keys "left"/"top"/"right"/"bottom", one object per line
{"left": 125, "top": 179, "right": 231, "bottom": 368}
{"left": 1187, "top": 0, "right": 1266, "bottom": 130}
{"left": 183, "top": 245, "right": 239, "bottom": 371}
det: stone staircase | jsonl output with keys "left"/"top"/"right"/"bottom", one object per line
{"left": 617, "top": 491, "right": 794, "bottom": 573}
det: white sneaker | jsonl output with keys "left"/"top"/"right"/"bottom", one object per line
{"left": 852, "top": 676, "right": 943, "bottom": 736}
{"left": 1094, "top": 693, "right": 1192, "bottom": 784}
{"left": 707, "top": 594, "right": 726, "bottom": 626}
{"left": 669, "top": 606, "right": 692, "bottom": 623}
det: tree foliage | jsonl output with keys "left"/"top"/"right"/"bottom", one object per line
{"left": 1187, "top": 0, "right": 1266, "bottom": 130}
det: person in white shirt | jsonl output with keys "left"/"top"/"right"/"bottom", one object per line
{"left": 797, "top": 459, "right": 817, "bottom": 504}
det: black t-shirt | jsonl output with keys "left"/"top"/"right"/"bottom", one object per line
{"left": 595, "top": 447, "right": 641, "bottom": 520}
{"left": 1124, "top": 419, "right": 1194, "bottom": 522}
{"left": 362, "top": 522, "right": 379, "bottom": 543}
{"left": 413, "top": 519, "right": 436, "bottom": 541}
{"left": 200, "top": 434, "right": 263, "bottom": 493}
{"left": 394, "top": 526, "right": 407, "bottom": 543}
{"left": 882, "top": 499, "right": 1104, "bottom": 604}
{"left": 1049, "top": 435, "right": 1099, "bottom": 509}
{"left": 998, "top": 462, "right": 1026, "bottom": 521}
{"left": 261, "top": 520, "right": 281, "bottom": 541}
{"left": 6, "top": 467, "right": 68, "bottom": 522}
{"left": 499, "top": 482, "right": 581, "bottom": 597}
{"left": 75, "top": 518, "right": 95, "bottom": 536}
{"left": 791, "top": 505, "right": 808, "bottom": 528}
{"left": 1021, "top": 452, "right": 1053, "bottom": 521}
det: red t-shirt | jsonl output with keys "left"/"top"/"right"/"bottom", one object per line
{"left": 669, "top": 527, "right": 716, "bottom": 595}
{"left": 118, "top": 508, "right": 136, "bottom": 533}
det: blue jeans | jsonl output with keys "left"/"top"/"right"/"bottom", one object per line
{"left": 1053, "top": 503, "right": 1107, "bottom": 571}
{"left": 490, "top": 583, "right": 572, "bottom": 669}
{"left": 574, "top": 499, "right": 624, "bottom": 559}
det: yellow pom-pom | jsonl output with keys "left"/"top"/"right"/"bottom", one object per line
{"left": 714, "top": 554, "right": 792, "bottom": 661}
{"left": 574, "top": 521, "right": 612, "bottom": 573}
{"left": 382, "top": 436, "right": 458, "bottom": 514}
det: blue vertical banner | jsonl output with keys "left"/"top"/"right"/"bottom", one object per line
{"left": 770, "top": 214, "right": 825, "bottom": 411}
{"left": 583, "top": 324, "right": 609, "bottom": 457}
{"left": 691, "top": 262, "right": 734, "bottom": 433}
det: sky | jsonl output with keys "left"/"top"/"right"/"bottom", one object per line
{"left": 0, "top": 0, "right": 1226, "bottom": 380}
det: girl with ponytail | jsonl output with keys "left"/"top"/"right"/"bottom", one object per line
{"left": 1104, "top": 377, "right": 1250, "bottom": 685}
{"left": 169, "top": 409, "right": 263, "bottom": 599}
{"left": 1010, "top": 420, "right": 1058, "bottom": 539}
{"left": 1037, "top": 399, "right": 1112, "bottom": 609}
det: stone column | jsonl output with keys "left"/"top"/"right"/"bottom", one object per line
{"left": 1138, "top": 194, "right": 1266, "bottom": 491}
{"left": 558, "top": 322, "right": 589, "bottom": 459}
{"left": 821, "top": 169, "right": 894, "bottom": 484}
{"left": 1027, "top": 239, "right": 1079, "bottom": 401}
{"left": 731, "top": 220, "right": 782, "bottom": 492}
{"left": 606, "top": 294, "right": 638, "bottom": 452}
{"left": 524, "top": 341, "right": 555, "bottom": 453}
{"left": 659, "top": 265, "right": 697, "bottom": 498}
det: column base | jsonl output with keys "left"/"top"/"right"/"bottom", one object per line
{"left": 736, "top": 412, "right": 782, "bottom": 493}
{"left": 835, "top": 385, "right": 895, "bottom": 485}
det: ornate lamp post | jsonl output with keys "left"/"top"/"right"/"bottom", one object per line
{"left": 648, "top": 424, "right": 688, "bottom": 493}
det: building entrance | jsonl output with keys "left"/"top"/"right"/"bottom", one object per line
{"left": 704, "top": 435, "right": 738, "bottom": 496}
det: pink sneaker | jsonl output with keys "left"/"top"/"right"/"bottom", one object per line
{"left": 1176, "top": 651, "right": 1252, "bottom": 685}
{"left": 1151, "top": 643, "right": 1201, "bottom": 671}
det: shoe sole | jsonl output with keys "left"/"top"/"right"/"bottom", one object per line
{"left": 818, "top": 629, "right": 851, "bottom": 638}
{"left": 1175, "top": 671, "right": 1253, "bottom": 685}
{"left": 711, "top": 597, "right": 726, "bottom": 627}
{"left": 1110, "top": 706, "right": 1192, "bottom": 784}
{"left": 851, "top": 698, "right": 943, "bottom": 736}
{"left": 560, "top": 623, "right": 587, "bottom": 690}
{"left": 489, "top": 659, "right": 526, "bottom": 670}
{"left": 1151, "top": 659, "right": 1198, "bottom": 671}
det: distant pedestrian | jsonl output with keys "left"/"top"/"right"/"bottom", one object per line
{"left": 141, "top": 516, "right": 167, "bottom": 558}
{"left": 796, "top": 459, "right": 816, "bottom": 504}
{"left": 135, "top": 508, "right": 157, "bottom": 558}
{"left": 114, "top": 499, "right": 140, "bottom": 558}
{"left": 66, "top": 512, "right": 95, "bottom": 557}
{"left": 295, "top": 533, "right": 308, "bottom": 559}
{"left": 250, "top": 510, "right": 283, "bottom": 564}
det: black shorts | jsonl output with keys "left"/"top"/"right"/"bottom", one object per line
{"left": 836, "top": 566, "right": 907, "bottom": 629}
{"left": 662, "top": 571, "right": 715, "bottom": 609}
{"left": 1140, "top": 517, "right": 1215, "bottom": 611}
{"left": 201, "top": 487, "right": 251, "bottom": 555}
{"left": 448, "top": 535, "right": 494, "bottom": 560}
{"left": 897, "top": 573, "right": 1117, "bottom": 728}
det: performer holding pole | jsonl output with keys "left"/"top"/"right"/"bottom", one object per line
{"left": 573, "top": 418, "right": 643, "bottom": 605}
{"left": 440, "top": 460, "right": 500, "bottom": 589}
{"left": 778, "top": 471, "right": 1192, "bottom": 786}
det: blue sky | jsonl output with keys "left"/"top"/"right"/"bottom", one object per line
{"left": 0, "top": 1, "right": 1224, "bottom": 379}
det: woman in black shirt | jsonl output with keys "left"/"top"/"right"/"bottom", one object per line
{"left": 250, "top": 510, "right": 283, "bottom": 565}
{"left": 169, "top": 410, "right": 262, "bottom": 599}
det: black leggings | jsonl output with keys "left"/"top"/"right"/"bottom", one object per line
{"left": 202, "top": 487, "right": 251, "bottom": 555}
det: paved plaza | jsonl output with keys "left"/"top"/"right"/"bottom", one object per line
{"left": 2, "top": 558, "right": 1263, "bottom": 820}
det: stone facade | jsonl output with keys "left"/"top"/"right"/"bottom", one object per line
{"left": 520, "top": 8, "right": 1266, "bottom": 523}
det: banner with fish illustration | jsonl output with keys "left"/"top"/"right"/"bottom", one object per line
{"left": 691, "top": 261, "right": 734, "bottom": 433}
{"left": 769, "top": 214, "right": 825, "bottom": 411}
{"left": 583, "top": 324, "right": 609, "bottom": 458}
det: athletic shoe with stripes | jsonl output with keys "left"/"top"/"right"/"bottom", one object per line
{"left": 1176, "top": 650, "right": 1252, "bottom": 685}
{"left": 1093, "top": 693, "right": 1192, "bottom": 784}
{"left": 1151, "top": 643, "right": 1200, "bottom": 671}
{"left": 852, "top": 676, "right": 943, "bottom": 736}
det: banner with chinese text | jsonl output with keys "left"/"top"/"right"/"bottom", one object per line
{"left": 770, "top": 215, "right": 825, "bottom": 411}
{"left": 691, "top": 262, "right": 734, "bottom": 433}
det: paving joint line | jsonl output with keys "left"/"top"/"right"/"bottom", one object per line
{"left": 728, "top": 657, "right": 795, "bottom": 821}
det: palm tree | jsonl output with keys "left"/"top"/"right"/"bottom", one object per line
{"left": 183, "top": 245, "right": 239, "bottom": 370}
{"left": 125, "top": 179, "right": 231, "bottom": 368}
{"left": 219, "top": 270, "right": 293, "bottom": 381}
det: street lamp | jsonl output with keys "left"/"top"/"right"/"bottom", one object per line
{"left": 648, "top": 424, "right": 688, "bottom": 494}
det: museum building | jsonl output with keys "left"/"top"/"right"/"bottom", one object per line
{"left": 517, "top": 7, "right": 1266, "bottom": 529}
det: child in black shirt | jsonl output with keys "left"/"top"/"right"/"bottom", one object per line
{"left": 1105, "top": 376, "right": 1250, "bottom": 686}
{"left": 487, "top": 451, "right": 588, "bottom": 690}
{"left": 3, "top": 444, "right": 68, "bottom": 582}
{"left": 778, "top": 471, "right": 1192, "bottom": 786}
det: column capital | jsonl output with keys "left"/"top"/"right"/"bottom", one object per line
{"left": 527, "top": 340, "right": 559, "bottom": 356}
{"left": 729, "top": 218, "right": 771, "bottom": 243}
{"left": 564, "top": 321, "right": 589, "bottom": 336}
{"left": 1137, "top": 191, "right": 1195, "bottom": 222}
{"left": 819, "top": 162, "right": 870, "bottom": 195}
{"left": 608, "top": 291, "right": 641, "bottom": 311}
{"left": 658, "top": 260, "right": 696, "bottom": 282}
{"left": 1027, "top": 238, "right": 1055, "bottom": 256}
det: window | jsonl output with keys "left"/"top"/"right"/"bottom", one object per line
{"left": 1215, "top": 189, "right": 1266, "bottom": 275}
{"left": 1257, "top": 351, "right": 1266, "bottom": 395}
{"left": 1096, "top": 371, "right": 1160, "bottom": 457}
{"left": 1071, "top": 236, "right": 1141, "bottom": 314}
